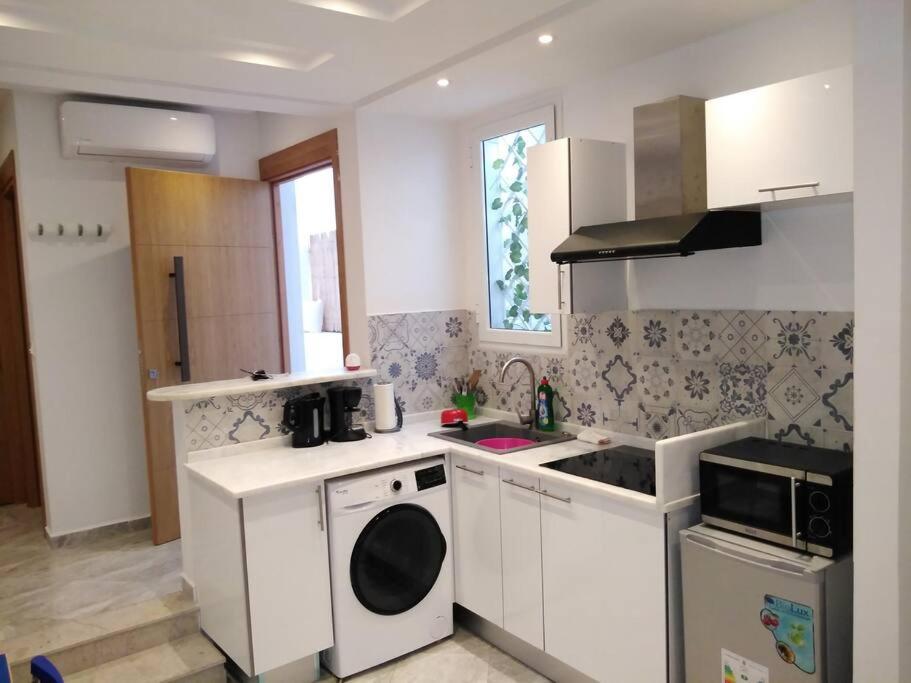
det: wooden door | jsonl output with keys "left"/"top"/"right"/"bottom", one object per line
{"left": 127, "top": 168, "right": 282, "bottom": 544}
{"left": 0, "top": 152, "right": 42, "bottom": 508}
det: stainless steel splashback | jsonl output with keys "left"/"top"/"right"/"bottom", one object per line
{"left": 633, "top": 95, "right": 707, "bottom": 220}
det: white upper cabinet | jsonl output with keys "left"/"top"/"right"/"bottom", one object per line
{"left": 528, "top": 138, "right": 627, "bottom": 315}
{"left": 451, "top": 454, "right": 503, "bottom": 628}
{"left": 706, "top": 66, "right": 853, "bottom": 208}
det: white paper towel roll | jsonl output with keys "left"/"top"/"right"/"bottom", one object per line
{"left": 374, "top": 382, "right": 398, "bottom": 432}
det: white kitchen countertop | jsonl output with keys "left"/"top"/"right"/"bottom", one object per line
{"left": 185, "top": 414, "right": 669, "bottom": 511}
{"left": 146, "top": 368, "right": 377, "bottom": 402}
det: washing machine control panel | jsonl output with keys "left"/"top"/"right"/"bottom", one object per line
{"left": 329, "top": 456, "right": 447, "bottom": 507}
{"left": 415, "top": 464, "right": 446, "bottom": 491}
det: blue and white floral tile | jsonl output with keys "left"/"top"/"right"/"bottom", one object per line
{"left": 771, "top": 422, "right": 823, "bottom": 447}
{"left": 816, "top": 312, "right": 853, "bottom": 370}
{"left": 763, "top": 311, "right": 821, "bottom": 365}
{"left": 676, "top": 406, "right": 720, "bottom": 436}
{"left": 675, "top": 310, "right": 721, "bottom": 362}
{"left": 718, "top": 361, "right": 768, "bottom": 422}
{"left": 635, "top": 355, "right": 677, "bottom": 408}
{"left": 534, "top": 355, "right": 568, "bottom": 390}
{"left": 717, "top": 310, "right": 770, "bottom": 364}
{"left": 593, "top": 311, "right": 633, "bottom": 357}
{"left": 638, "top": 403, "right": 678, "bottom": 440}
{"left": 599, "top": 353, "right": 638, "bottom": 408}
{"left": 569, "top": 391, "right": 601, "bottom": 428}
{"left": 765, "top": 364, "right": 824, "bottom": 432}
{"left": 570, "top": 349, "right": 602, "bottom": 395}
{"left": 818, "top": 367, "right": 853, "bottom": 432}
{"left": 370, "top": 313, "right": 412, "bottom": 355}
{"left": 570, "top": 314, "right": 599, "bottom": 348}
{"left": 631, "top": 310, "right": 676, "bottom": 358}
{"left": 676, "top": 360, "right": 719, "bottom": 411}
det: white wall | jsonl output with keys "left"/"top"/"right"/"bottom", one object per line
{"left": 0, "top": 90, "right": 15, "bottom": 160}
{"left": 456, "top": 0, "right": 855, "bottom": 314}
{"left": 355, "top": 112, "right": 462, "bottom": 315}
{"left": 852, "top": 0, "right": 911, "bottom": 679}
{"left": 10, "top": 90, "right": 262, "bottom": 536}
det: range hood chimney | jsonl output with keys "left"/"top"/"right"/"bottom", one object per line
{"left": 551, "top": 96, "right": 760, "bottom": 264}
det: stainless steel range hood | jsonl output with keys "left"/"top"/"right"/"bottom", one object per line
{"left": 551, "top": 96, "right": 761, "bottom": 264}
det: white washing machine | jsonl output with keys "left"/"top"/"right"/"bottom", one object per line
{"left": 321, "top": 456, "right": 453, "bottom": 679}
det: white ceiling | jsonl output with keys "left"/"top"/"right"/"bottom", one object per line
{"left": 0, "top": 0, "right": 803, "bottom": 118}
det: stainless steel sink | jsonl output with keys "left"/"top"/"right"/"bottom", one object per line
{"left": 429, "top": 421, "right": 575, "bottom": 454}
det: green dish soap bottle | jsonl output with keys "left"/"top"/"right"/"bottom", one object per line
{"left": 536, "top": 377, "right": 555, "bottom": 431}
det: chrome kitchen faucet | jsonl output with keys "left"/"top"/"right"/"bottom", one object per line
{"left": 498, "top": 356, "right": 537, "bottom": 429}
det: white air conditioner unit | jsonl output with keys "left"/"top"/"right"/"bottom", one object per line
{"left": 59, "top": 101, "right": 216, "bottom": 165}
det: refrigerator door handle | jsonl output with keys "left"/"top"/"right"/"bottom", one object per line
{"left": 685, "top": 534, "right": 812, "bottom": 578}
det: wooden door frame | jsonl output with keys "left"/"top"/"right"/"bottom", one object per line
{"left": 258, "top": 129, "right": 351, "bottom": 371}
{"left": 0, "top": 150, "right": 44, "bottom": 510}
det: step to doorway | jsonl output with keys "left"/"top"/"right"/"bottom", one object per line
{"left": 3, "top": 591, "right": 223, "bottom": 682}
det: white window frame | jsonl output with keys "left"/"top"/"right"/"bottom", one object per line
{"left": 473, "top": 104, "right": 563, "bottom": 350}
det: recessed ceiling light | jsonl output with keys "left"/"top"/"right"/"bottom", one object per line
{"left": 436, "top": 78, "right": 450, "bottom": 88}
{"left": 824, "top": 83, "right": 831, "bottom": 89}
{"left": 538, "top": 33, "right": 554, "bottom": 45}
{"left": 169, "top": 116, "right": 178, "bottom": 121}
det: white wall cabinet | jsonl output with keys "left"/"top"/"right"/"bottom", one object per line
{"left": 451, "top": 454, "right": 503, "bottom": 627}
{"left": 189, "top": 479, "right": 333, "bottom": 676}
{"left": 706, "top": 66, "right": 853, "bottom": 208}
{"left": 527, "top": 138, "right": 627, "bottom": 315}
{"left": 540, "top": 482, "right": 666, "bottom": 683}
{"left": 499, "top": 468, "right": 544, "bottom": 649}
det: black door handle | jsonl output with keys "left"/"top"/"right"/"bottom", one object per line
{"left": 169, "top": 256, "right": 191, "bottom": 382}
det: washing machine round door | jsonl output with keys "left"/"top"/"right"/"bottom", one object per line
{"left": 349, "top": 503, "right": 447, "bottom": 615}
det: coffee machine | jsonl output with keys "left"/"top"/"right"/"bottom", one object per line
{"left": 282, "top": 393, "right": 325, "bottom": 448}
{"left": 327, "top": 386, "right": 367, "bottom": 442}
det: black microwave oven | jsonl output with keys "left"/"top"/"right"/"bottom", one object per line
{"left": 699, "top": 437, "right": 852, "bottom": 558}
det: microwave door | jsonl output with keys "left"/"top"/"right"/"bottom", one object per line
{"left": 700, "top": 458, "right": 805, "bottom": 549}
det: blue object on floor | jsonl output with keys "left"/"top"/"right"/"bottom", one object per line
{"left": 1, "top": 653, "right": 11, "bottom": 683}
{"left": 30, "top": 656, "right": 64, "bottom": 683}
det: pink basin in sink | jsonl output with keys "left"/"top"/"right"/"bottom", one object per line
{"left": 475, "top": 437, "right": 537, "bottom": 451}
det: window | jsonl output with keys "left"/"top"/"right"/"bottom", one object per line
{"left": 476, "top": 106, "right": 561, "bottom": 348}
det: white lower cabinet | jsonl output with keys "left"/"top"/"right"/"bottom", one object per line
{"left": 499, "top": 469, "right": 544, "bottom": 650}
{"left": 189, "top": 478, "right": 333, "bottom": 676}
{"left": 540, "top": 482, "right": 666, "bottom": 683}
{"left": 451, "top": 454, "right": 503, "bottom": 627}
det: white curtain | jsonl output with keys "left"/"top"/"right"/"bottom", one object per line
{"left": 309, "top": 232, "right": 342, "bottom": 333}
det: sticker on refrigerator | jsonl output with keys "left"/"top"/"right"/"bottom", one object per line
{"left": 722, "top": 649, "right": 769, "bottom": 683}
{"left": 760, "top": 594, "right": 816, "bottom": 674}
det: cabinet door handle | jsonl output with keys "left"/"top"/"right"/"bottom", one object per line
{"left": 557, "top": 266, "right": 566, "bottom": 310}
{"left": 316, "top": 485, "right": 325, "bottom": 531}
{"left": 455, "top": 463, "right": 484, "bottom": 477}
{"left": 502, "top": 478, "right": 538, "bottom": 493}
{"left": 757, "top": 181, "right": 819, "bottom": 193}
{"left": 539, "top": 489, "right": 572, "bottom": 504}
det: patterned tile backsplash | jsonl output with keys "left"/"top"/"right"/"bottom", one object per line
{"left": 182, "top": 378, "right": 375, "bottom": 452}
{"left": 184, "top": 308, "right": 853, "bottom": 453}
{"left": 470, "top": 311, "right": 854, "bottom": 449}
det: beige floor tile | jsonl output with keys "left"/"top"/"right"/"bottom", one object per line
{"left": 0, "top": 504, "right": 182, "bottom": 647}
{"left": 324, "top": 628, "right": 548, "bottom": 683}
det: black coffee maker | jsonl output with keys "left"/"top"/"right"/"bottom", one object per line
{"left": 327, "top": 386, "right": 367, "bottom": 442}
{"left": 282, "top": 392, "right": 325, "bottom": 448}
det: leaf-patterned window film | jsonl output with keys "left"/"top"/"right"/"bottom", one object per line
{"left": 482, "top": 124, "right": 552, "bottom": 332}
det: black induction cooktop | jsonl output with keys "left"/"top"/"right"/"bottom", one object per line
{"left": 539, "top": 445, "right": 656, "bottom": 495}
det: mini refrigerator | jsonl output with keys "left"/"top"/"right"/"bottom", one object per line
{"left": 681, "top": 525, "right": 852, "bottom": 683}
